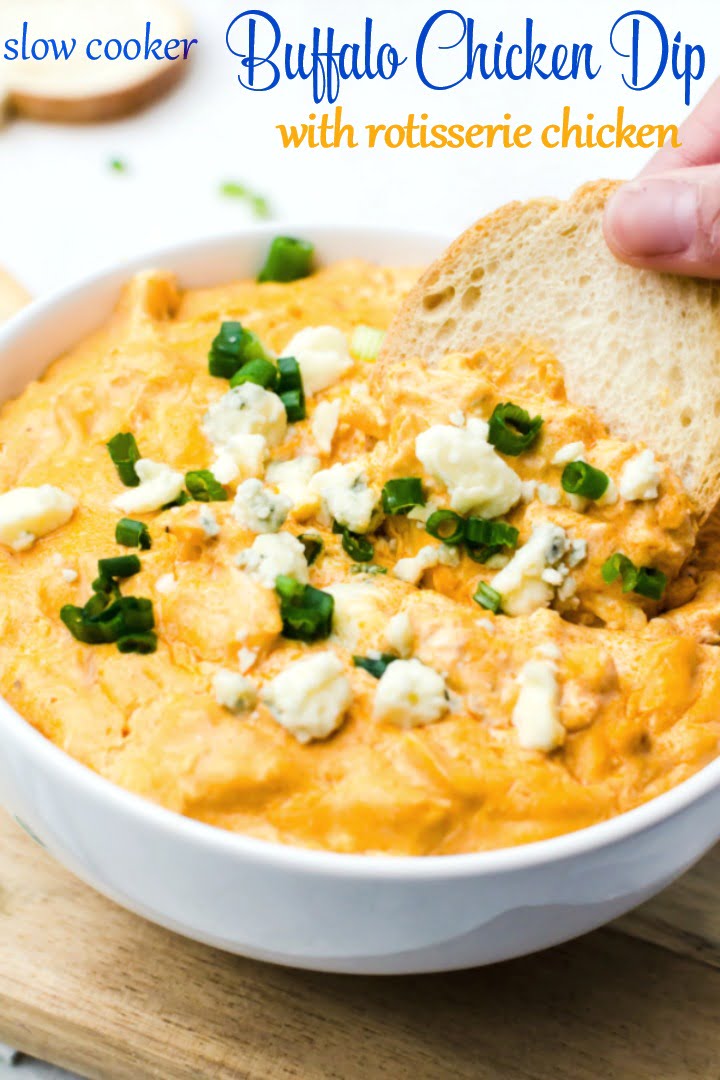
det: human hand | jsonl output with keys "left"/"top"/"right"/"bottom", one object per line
{"left": 604, "top": 79, "right": 720, "bottom": 277}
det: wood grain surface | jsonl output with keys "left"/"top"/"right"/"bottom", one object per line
{"left": 1, "top": 811, "right": 719, "bottom": 1080}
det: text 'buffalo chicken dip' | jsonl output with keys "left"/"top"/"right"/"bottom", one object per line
{"left": 1, "top": 237, "right": 720, "bottom": 856}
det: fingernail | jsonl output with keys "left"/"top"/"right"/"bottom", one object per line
{"left": 605, "top": 179, "right": 698, "bottom": 257}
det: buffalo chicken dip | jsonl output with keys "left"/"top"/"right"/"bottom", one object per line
{"left": 0, "top": 239, "right": 718, "bottom": 855}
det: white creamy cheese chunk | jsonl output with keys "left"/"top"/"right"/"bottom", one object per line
{"left": 373, "top": 658, "right": 448, "bottom": 728}
{"left": 385, "top": 611, "right": 414, "bottom": 657}
{"left": 415, "top": 418, "right": 522, "bottom": 518}
{"left": 112, "top": 459, "right": 184, "bottom": 514}
{"left": 0, "top": 485, "right": 76, "bottom": 551}
{"left": 309, "top": 461, "right": 377, "bottom": 533}
{"left": 198, "top": 507, "right": 220, "bottom": 539}
{"left": 512, "top": 660, "right": 565, "bottom": 751}
{"left": 490, "top": 523, "right": 570, "bottom": 616}
{"left": 266, "top": 455, "right": 320, "bottom": 516}
{"left": 213, "top": 669, "right": 258, "bottom": 713}
{"left": 262, "top": 651, "right": 352, "bottom": 743}
{"left": 212, "top": 434, "right": 268, "bottom": 486}
{"left": 236, "top": 531, "right": 309, "bottom": 589}
{"left": 326, "top": 581, "right": 383, "bottom": 650}
{"left": 619, "top": 449, "right": 662, "bottom": 501}
{"left": 393, "top": 543, "right": 460, "bottom": 586}
{"left": 284, "top": 326, "right": 352, "bottom": 395}
{"left": 202, "top": 383, "right": 286, "bottom": 484}
{"left": 233, "top": 479, "right": 291, "bottom": 534}
{"left": 311, "top": 399, "right": 341, "bottom": 454}
{"left": 155, "top": 573, "right": 177, "bottom": 595}
{"left": 552, "top": 441, "right": 586, "bottom": 466}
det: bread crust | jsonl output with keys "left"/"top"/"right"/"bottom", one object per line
{"left": 381, "top": 180, "right": 720, "bottom": 521}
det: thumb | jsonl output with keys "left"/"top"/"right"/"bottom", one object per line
{"left": 603, "top": 165, "right": 720, "bottom": 278}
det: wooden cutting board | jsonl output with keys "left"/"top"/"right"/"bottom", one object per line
{"left": 1, "top": 811, "right": 720, "bottom": 1080}
{"left": 1, "top": 269, "right": 720, "bottom": 1079}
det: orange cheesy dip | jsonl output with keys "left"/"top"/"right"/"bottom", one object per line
{"left": 1, "top": 244, "right": 719, "bottom": 856}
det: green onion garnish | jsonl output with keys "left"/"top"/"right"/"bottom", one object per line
{"left": 561, "top": 461, "right": 610, "bottom": 501}
{"left": 117, "top": 631, "right": 158, "bottom": 654}
{"left": 162, "top": 490, "right": 191, "bottom": 509}
{"left": 208, "top": 321, "right": 272, "bottom": 380}
{"left": 351, "top": 326, "right": 385, "bottom": 362}
{"left": 350, "top": 564, "right": 387, "bottom": 575}
{"left": 602, "top": 553, "right": 667, "bottom": 600}
{"left": 116, "top": 518, "right": 151, "bottom": 550}
{"left": 275, "top": 575, "right": 334, "bottom": 642}
{"left": 353, "top": 654, "right": 397, "bottom": 679}
{"left": 381, "top": 478, "right": 425, "bottom": 516}
{"left": 219, "top": 181, "right": 271, "bottom": 220}
{"left": 488, "top": 403, "right": 543, "bottom": 456}
{"left": 229, "top": 357, "right": 279, "bottom": 390}
{"left": 258, "top": 237, "right": 315, "bottom": 284}
{"left": 298, "top": 533, "right": 324, "bottom": 565}
{"left": 426, "top": 509, "right": 465, "bottom": 545}
{"left": 276, "top": 355, "right": 306, "bottom": 422}
{"left": 333, "top": 521, "right": 374, "bottom": 563}
{"left": 107, "top": 433, "right": 141, "bottom": 487}
{"left": 109, "top": 158, "right": 127, "bottom": 174}
{"left": 61, "top": 596, "right": 155, "bottom": 646}
{"left": 185, "top": 470, "right": 228, "bottom": 503}
{"left": 97, "top": 554, "right": 141, "bottom": 579}
{"left": 473, "top": 582, "right": 502, "bottom": 613}
{"left": 464, "top": 518, "right": 519, "bottom": 563}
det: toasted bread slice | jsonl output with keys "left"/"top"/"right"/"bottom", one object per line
{"left": 382, "top": 180, "right": 720, "bottom": 520}
{"left": 1, "top": 0, "right": 192, "bottom": 123}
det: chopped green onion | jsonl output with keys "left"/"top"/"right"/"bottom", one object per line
{"left": 488, "top": 403, "right": 543, "bottom": 456}
{"left": 279, "top": 387, "right": 306, "bottom": 423}
{"left": 61, "top": 596, "right": 155, "bottom": 645}
{"left": 97, "top": 555, "right": 141, "bottom": 579}
{"left": 61, "top": 605, "right": 114, "bottom": 644}
{"left": 185, "top": 470, "right": 228, "bottom": 503}
{"left": 258, "top": 236, "right": 315, "bottom": 283}
{"left": 561, "top": 461, "right": 610, "bottom": 501}
{"left": 602, "top": 553, "right": 667, "bottom": 600}
{"left": 162, "top": 490, "right": 191, "bottom": 509}
{"left": 353, "top": 654, "right": 397, "bottom": 679}
{"left": 333, "top": 521, "right": 374, "bottom": 563}
{"left": 351, "top": 326, "right": 385, "bottom": 362}
{"left": 208, "top": 321, "right": 272, "bottom": 380}
{"left": 276, "top": 355, "right": 306, "bottom": 422}
{"left": 382, "top": 478, "right": 425, "bottom": 516}
{"left": 275, "top": 575, "right": 334, "bottom": 642}
{"left": 230, "top": 357, "right": 279, "bottom": 390}
{"left": 298, "top": 533, "right": 324, "bottom": 565}
{"left": 116, "top": 518, "right": 151, "bottom": 550}
{"left": 464, "top": 518, "right": 519, "bottom": 563}
{"left": 473, "top": 582, "right": 502, "bottom": 613}
{"left": 107, "top": 433, "right": 141, "bottom": 487}
{"left": 117, "top": 631, "right": 158, "bottom": 654}
{"left": 426, "top": 509, "right": 465, "bottom": 545}
{"left": 219, "top": 181, "right": 271, "bottom": 220}
{"left": 350, "top": 564, "right": 387, "bottom": 575}
{"left": 109, "top": 158, "right": 127, "bottom": 174}
{"left": 634, "top": 567, "right": 668, "bottom": 600}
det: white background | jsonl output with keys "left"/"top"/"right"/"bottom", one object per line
{"left": 0, "top": 0, "right": 718, "bottom": 1077}
{"left": 0, "top": 0, "right": 716, "bottom": 297}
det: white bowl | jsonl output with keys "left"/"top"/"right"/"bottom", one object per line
{"left": 1, "top": 226, "right": 720, "bottom": 975}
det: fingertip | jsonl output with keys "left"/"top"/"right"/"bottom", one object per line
{"left": 603, "top": 179, "right": 698, "bottom": 260}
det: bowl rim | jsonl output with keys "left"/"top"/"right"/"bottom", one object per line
{"left": 2, "top": 222, "right": 719, "bottom": 881}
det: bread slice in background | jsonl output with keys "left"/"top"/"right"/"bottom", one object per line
{"left": 0, "top": 0, "right": 192, "bottom": 123}
{"left": 382, "top": 180, "right": 720, "bottom": 521}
